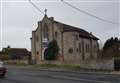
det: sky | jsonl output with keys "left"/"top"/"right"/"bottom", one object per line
{"left": 0, "top": 0, "right": 120, "bottom": 51}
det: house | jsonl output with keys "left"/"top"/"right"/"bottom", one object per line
{"left": 31, "top": 14, "right": 99, "bottom": 64}
{"left": 2, "top": 47, "right": 30, "bottom": 60}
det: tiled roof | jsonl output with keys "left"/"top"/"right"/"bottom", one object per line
{"left": 8, "top": 48, "right": 29, "bottom": 53}
{"left": 54, "top": 21, "right": 99, "bottom": 40}
{"left": 3, "top": 48, "right": 29, "bottom": 56}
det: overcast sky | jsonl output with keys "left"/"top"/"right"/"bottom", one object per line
{"left": 0, "top": 0, "right": 120, "bottom": 51}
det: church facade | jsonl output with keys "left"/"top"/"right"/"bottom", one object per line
{"left": 31, "top": 15, "right": 99, "bottom": 64}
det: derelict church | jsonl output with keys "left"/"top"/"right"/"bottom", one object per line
{"left": 31, "top": 14, "right": 99, "bottom": 64}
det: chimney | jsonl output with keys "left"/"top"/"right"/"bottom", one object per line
{"left": 90, "top": 32, "right": 92, "bottom": 34}
{"left": 89, "top": 32, "right": 93, "bottom": 38}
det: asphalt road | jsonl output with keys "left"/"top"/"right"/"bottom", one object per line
{"left": 0, "top": 66, "right": 120, "bottom": 83}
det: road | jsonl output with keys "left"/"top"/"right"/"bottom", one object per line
{"left": 0, "top": 66, "right": 120, "bottom": 83}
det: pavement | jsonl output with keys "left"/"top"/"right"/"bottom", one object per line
{"left": 0, "top": 65, "right": 120, "bottom": 83}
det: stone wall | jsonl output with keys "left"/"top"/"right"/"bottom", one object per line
{"left": 53, "top": 22, "right": 62, "bottom": 54}
{"left": 62, "top": 31, "right": 99, "bottom": 62}
{"left": 63, "top": 32, "right": 82, "bottom": 61}
{"left": 79, "top": 58, "right": 114, "bottom": 70}
{"left": 35, "top": 58, "right": 114, "bottom": 70}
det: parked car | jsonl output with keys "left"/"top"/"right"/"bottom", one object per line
{"left": 0, "top": 61, "right": 6, "bottom": 77}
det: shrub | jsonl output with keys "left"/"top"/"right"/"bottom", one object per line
{"left": 0, "top": 54, "right": 11, "bottom": 60}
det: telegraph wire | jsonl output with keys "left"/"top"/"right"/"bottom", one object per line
{"left": 61, "top": 0, "right": 119, "bottom": 25}
{"left": 28, "top": 0, "right": 44, "bottom": 15}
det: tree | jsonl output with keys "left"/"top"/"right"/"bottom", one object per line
{"left": 103, "top": 37, "right": 119, "bottom": 50}
{"left": 44, "top": 39, "right": 59, "bottom": 60}
{"left": 0, "top": 52, "right": 11, "bottom": 60}
{"left": 102, "top": 37, "right": 120, "bottom": 58}
{"left": 103, "top": 37, "right": 113, "bottom": 50}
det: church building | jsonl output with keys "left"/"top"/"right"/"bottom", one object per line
{"left": 31, "top": 14, "right": 99, "bottom": 64}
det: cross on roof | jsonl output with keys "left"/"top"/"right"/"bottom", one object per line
{"left": 45, "top": 9, "right": 47, "bottom": 15}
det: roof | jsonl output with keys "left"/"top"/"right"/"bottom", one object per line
{"left": 8, "top": 48, "right": 29, "bottom": 53}
{"left": 2, "top": 48, "right": 29, "bottom": 55}
{"left": 54, "top": 21, "right": 99, "bottom": 40}
{"left": 34, "top": 15, "right": 99, "bottom": 40}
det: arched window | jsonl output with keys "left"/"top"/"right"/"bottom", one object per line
{"left": 43, "top": 23, "right": 49, "bottom": 39}
{"left": 42, "top": 23, "right": 49, "bottom": 47}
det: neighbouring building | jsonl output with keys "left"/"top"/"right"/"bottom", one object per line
{"left": 2, "top": 47, "right": 30, "bottom": 60}
{"left": 31, "top": 14, "right": 99, "bottom": 64}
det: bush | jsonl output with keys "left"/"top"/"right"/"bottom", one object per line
{"left": 0, "top": 54, "right": 11, "bottom": 60}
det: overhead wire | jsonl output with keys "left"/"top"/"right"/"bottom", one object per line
{"left": 61, "top": 0, "right": 119, "bottom": 25}
{"left": 28, "top": 0, "right": 45, "bottom": 15}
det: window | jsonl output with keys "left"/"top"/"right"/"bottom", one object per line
{"left": 86, "top": 44, "right": 88, "bottom": 52}
{"left": 36, "top": 51, "right": 39, "bottom": 55}
{"left": 94, "top": 45, "right": 96, "bottom": 52}
{"left": 79, "top": 43, "right": 81, "bottom": 53}
{"left": 55, "top": 31, "right": 58, "bottom": 38}
{"left": 68, "top": 48, "right": 73, "bottom": 54}
{"left": 86, "top": 44, "right": 89, "bottom": 52}
{"left": 88, "top": 45, "right": 90, "bottom": 52}
{"left": 79, "top": 34, "right": 81, "bottom": 38}
{"left": 42, "top": 42, "right": 48, "bottom": 47}
{"left": 76, "top": 48, "right": 79, "bottom": 52}
{"left": 76, "top": 34, "right": 78, "bottom": 40}
{"left": 43, "top": 23, "right": 49, "bottom": 39}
